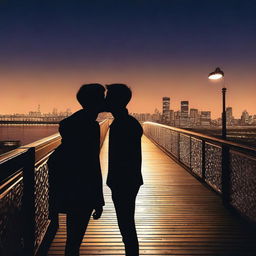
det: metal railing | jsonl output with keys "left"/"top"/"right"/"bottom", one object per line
{"left": 143, "top": 121, "right": 256, "bottom": 223}
{"left": 0, "top": 119, "right": 109, "bottom": 255}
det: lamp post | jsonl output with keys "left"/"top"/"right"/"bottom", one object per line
{"left": 208, "top": 67, "right": 230, "bottom": 206}
{"left": 208, "top": 67, "right": 227, "bottom": 140}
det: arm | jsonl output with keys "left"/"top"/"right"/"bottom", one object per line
{"left": 91, "top": 123, "right": 105, "bottom": 218}
{"left": 92, "top": 206, "right": 103, "bottom": 219}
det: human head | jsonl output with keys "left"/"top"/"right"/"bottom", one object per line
{"left": 76, "top": 83, "right": 105, "bottom": 112}
{"left": 105, "top": 83, "right": 132, "bottom": 112}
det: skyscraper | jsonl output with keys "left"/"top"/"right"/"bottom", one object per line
{"left": 200, "top": 111, "right": 211, "bottom": 126}
{"left": 162, "top": 97, "right": 170, "bottom": 123}
{"left": 226, "top": 107, "right": 233, "bottom": 125}
{"left": 174, "top": 111, "right": 181, "bottom": 127}
{"left": 152, "top": 108, "right": 161, "bottom": 122}
{"left": 169, "top": 109, "right": 174, "bottom": 125}
{"left": 190, "top": 108, "right": 199, "bottom": 126}
{"left": 180, "top": 101, "right": 189, "bottom": 127}
{"left": 241, "top": 110, "right": 249, "bottom": 125}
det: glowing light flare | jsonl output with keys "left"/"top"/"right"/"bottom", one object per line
{"left": 208, "top": 73, "right": 223, "bottom": 80}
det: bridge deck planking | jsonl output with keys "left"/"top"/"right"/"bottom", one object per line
{"left": 47, "top": 135, "right": 256, "bottom": 256}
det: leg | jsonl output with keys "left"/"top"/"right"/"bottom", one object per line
{"left": 65, "top": 209, "right": 93, "bottom": 256}
{"left": 112, "top": 187, "right": 140, "bottom": 256}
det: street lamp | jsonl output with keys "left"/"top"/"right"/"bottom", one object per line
{"left": 208, "top": 67, "right": 227, "bottom": 140}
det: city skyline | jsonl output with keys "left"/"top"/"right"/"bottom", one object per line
{"left": 1, "top": 1, "right": 256, "bottom": 118}
{"left": 2, "top": 98, "right": 256, "bottom": 125}
{"left": 132, "top": 98, "right": 256, "bottom": 127}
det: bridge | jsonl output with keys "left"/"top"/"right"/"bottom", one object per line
{"left": 0, "top": 116, "right": 67, "bottom": 125}
{"left": 0, "top": 120, "right": 256, "bottom": 255}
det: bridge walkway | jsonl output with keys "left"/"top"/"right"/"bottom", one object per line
{"left": 47, "top": 134, "right": 256, "bottom": 255}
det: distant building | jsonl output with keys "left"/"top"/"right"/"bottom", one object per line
{"left": 241, "top": 110, "right": 249, "bottom": 125}
{"left": 162, "top": 97, "right": 170, "bottom": 124}
{"left": 180, "top": 101, "right": 189, "bottom": 127}
{"left": 132, "top": 113, "right": 153, "bottom": 122}
{"left": 29, "top": 111, "right": 40, "bottom": 117}
{"left": 248, "top": 115, "right": 254, "bottom": 125}
{"left": 144, "top": 113, "right": 152, "bottom": 121}
{"left": 65, "top": 108, "right": 72, "bottom": 116}
{"left": 98, "top": 112, "right": 113, "bottom": 121}
{"left": 152, "top": 108, "right": 161, "bottom": 122}
{"left": 169, "top": 109, "right": 174, "bottom": 125}
{"left": 28, "top": 104, "right": 42, "bottom": 117}
{"left": 200, "top": 111, "right": 211, "bottom": 126}
{"left": 174, "top": 111, "right": 181, "bottom": 127}
{"left": 232, "top": 119, "right": 240, "bottom": 126}
{"left": 52, "top": 108, "right": 58, "bottom": 116}
{"left": 190, "top": 108, "right": 199, "bottom": 126}
{"left": 226, "top": 107, "right": 233, "bottom": 125}
{"left": 253, "top": 115, "right": 256, "bottom": 125}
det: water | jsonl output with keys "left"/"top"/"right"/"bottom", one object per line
{"left": 0, "top": 118, "right": 106, "bottom": 154}
{"left": 0, "top": 125, "right": 59, "bottom": 146}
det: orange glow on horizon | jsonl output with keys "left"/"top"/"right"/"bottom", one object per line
{"left": 0, "top": 66, "right": 256, "bottom": 119}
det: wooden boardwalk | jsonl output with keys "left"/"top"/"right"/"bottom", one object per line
{"left": 48, "top": 135, "right": 256, "bottom": 256}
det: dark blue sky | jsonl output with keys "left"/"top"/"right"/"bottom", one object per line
{"left": 1, "top": 0, "right": 256, "bottom": 68}
{"left": 1, "top": 0, "right": 256, "bottom": 116}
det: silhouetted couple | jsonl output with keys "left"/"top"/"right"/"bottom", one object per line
{"left": 48, "top": 83, "right": 143, "bottom": 256}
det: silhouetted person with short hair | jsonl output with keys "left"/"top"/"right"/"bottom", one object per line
{"left": 105, "top": 83, "right": 143, "bottom": 256}
{"left": 48, "top": 83, "right": 105, "bottom": 256}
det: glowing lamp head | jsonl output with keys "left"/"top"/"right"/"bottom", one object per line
{"left": 208, "top": 67, "right": 224, "bottom": 80}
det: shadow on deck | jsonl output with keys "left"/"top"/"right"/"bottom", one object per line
{"left": 48, "top": 134, "right": 256, "bottom": 256}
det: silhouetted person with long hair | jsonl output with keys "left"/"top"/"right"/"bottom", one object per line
{"left": 48, "top": 84, "right": 105, "bottom": 256}
{"left": 105, "top": 84, "right": 143, "bottom": 256}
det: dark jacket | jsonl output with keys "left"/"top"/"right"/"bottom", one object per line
{"left": 107, "top": 109, "right": 143, "bottom": 189}
{"left": 48, "top": 109, "right": 104, "bottom": 214}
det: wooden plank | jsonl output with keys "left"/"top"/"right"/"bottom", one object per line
{"left": 48, "top": 134, "right": 256, "bottom": 255}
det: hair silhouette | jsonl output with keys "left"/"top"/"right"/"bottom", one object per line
{"left": 106, "top": 83, "right": 132, "bottom": 109}
{"left": 77, "top": 83, "right": 105, "bottom": 108}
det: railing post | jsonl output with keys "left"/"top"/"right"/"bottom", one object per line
{"left": 189, "top": 136, "right": 192, "bottom": 169}
{"left": 178, "top": 133, "right": 180, "bottom": 161}
{"left": 23, "top": 147, "right": 36, "bottom": 255}
{"left": 202, "top": 140, "right": 206, "bottom": 181}
{"left": 222, "top": 145, "right": 230, "bottom": 206}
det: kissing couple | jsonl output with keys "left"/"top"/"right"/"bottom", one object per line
{"left": 48, "top": 83, "right": 143, "bottom": 256}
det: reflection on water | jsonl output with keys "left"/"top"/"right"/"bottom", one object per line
{"left": 0, "top": 125, "right": 59, "bottom": 146}
{"left": 0, "top": 119, "right": 106, "bottom": 155}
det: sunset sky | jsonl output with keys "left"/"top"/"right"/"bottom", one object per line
{"left": 1, "top": 0, "right": 256, "bottom": 118}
